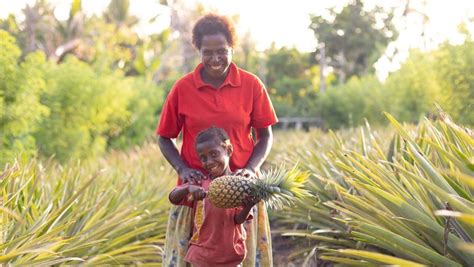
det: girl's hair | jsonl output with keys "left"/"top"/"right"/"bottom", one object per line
{"left": 195, "top": 126, "right": 230, "bottom": 147}
{"left": 192, "top": 14, "right": 237, "bottom": 50}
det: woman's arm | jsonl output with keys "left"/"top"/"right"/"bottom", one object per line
{"left": 236, "top": 126, "right": 273, "bottom": 177}
{"left": 158, "top": 136, "right": 205, "bottom": 184}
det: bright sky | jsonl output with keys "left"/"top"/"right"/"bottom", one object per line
{"left": 1, "top": 0, "right": 474, "bottom": 78}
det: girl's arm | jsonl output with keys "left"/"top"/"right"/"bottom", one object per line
{"left": 234, "top": 196, "right": 260, "bottom": 224}
{"left": 169, "top": 184, "right": 206, "bottom": 205}
{"left": 234, "top": 206, "right": 253, "bottom": 225}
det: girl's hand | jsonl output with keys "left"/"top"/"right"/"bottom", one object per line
{"left": 179, "top": 167, "right": 206, "bottom": 185}
{"left": 234, "top": 168, "right": 256, "bottom": 179}
{"left": 242, "top": 194, "right": 260, "bottom": 209}
{"left": 187, "top": 185, "right": 207, "bottom": 201}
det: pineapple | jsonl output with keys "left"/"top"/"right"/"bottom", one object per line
{"left": 207, "top": 165, "right": 311, "bottom": 209}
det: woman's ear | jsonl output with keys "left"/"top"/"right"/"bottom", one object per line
{"left": 226, "top": 144, "right": 233, "bottom": 156}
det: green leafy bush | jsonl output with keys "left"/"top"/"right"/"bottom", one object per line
{"left": 35, "top": 56, "right": 132, "bottom": 161}
{"left": 0, "top": 30, "right": 49, "bottom": 166}
{"left": 316, "top": 75, "right": 385, "bottom": 129}
{"left": 433, "top": 40, "right": 474, "bottom": 125}
{"left": 0, "top": 31, "right": 166, "bottom": 165}
{"left": 107, "top": 77, "right": 164, "bottom": 149}
{"left": 383, "top": 50, "right": 443, "bottom": 123}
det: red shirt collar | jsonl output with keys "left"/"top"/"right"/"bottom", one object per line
{"left": 193, "top": 62, "right": 241, "bottom": 89}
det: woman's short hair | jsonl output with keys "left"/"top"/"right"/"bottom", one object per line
{"left": 195, "top": 126, "right": 230, "bottom": 147}
{"left": 192, "top": 14, "right": 236, "bottom": 50}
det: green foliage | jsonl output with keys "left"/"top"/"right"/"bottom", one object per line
{"left": 0, "top": 143, "right": 175, "bottom": 264}
{"left": 275, "top": 114, "right": 474, "bottom": 265}
{"left": 108, "top": 77, "right": 164, "bottom": 149}
{"left": 104, "top": 0, "right": 137, "bottom": 26}
{"left": 310, "top": 0, "right": 397, "bottom": 82}
{"left": 265, "top": 47, "right": 319, "bottom": 117}
{"left": 317, "top": 75, "right": 384, "bottom": 129}
{"left": 0, "top": 14, "right": 20, "bottom": 36}
{"left": 383, "top": 40, "right": 474, "bottom": 126}
{"left": 232, "top": 32, "right": 263, "bottom": 76}
{"left": 0, "top": 31, "right": 166, "bottom": 166}
{"left": 266, "top": 47, "right": 311, "bottom": 88}
{"left": 35, "top": 56, "right": 132, "bottom": 161}
{"left": 313, "top": 38, "right": 473, "bottom": 129}
{"left": 85, "top": 17, "right": 138, "bottom": 72}
{"left": 0, "top": 30, "right": 49, "bottom": 166}
{"left": 383, "top": 51, "right": 442, "bottom": 123}
{"left": 433, "top": 40, "right": 474, "bottom": 125}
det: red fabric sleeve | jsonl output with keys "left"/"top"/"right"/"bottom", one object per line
{"left": 250, "top": 77, "right": 278, "bottom": 128}
{"left": 156, "top": 85, "right": 183, "bottom": 138}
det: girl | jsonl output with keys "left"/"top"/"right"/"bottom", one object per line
{"left": 169, "top": 127, "right": 259, "bottom": 267}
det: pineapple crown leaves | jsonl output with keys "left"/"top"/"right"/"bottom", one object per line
{"left": 259, "top": 164, "right": 312, "bottom": 210}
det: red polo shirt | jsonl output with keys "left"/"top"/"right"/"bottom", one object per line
{"left": 157, "top": 63, "right": 277, "bottom": 184}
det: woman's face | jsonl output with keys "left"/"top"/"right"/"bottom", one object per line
{"left": 196, "top": 140, "right": 232, "bottom": 178}
{"left": 199, "top": 33, "right": 232, "bottom": 80}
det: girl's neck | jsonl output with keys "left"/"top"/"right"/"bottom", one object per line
{"left": 210, "top": 168, "right": 231, "bottom": 179}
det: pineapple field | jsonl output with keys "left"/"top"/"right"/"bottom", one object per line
{"left": 1, "top": 114, "right": 473, "bottom": 265}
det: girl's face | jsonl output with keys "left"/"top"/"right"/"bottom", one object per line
{"left": 199, "top": 33, "right": 232, "bottom": 80}
{"left": 196, "top": 140, "right": 232, "bottom": 178}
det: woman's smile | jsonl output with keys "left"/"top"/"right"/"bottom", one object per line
{"left": 200, "top": 34, "right": 232, "bottom": 80}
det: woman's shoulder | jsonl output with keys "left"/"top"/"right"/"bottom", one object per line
{"left": 175, "top": 72, "right": 195, "bottom": 86}
{"left": 234, "top": 66, "right": 266, "bottom": 91}
{"left": 169, "top": 72, "right": 197, "bottom": 93}
{"left": 235, "top": 65, "right": 261, "bottom": 82}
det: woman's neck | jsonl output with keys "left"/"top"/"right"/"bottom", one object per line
{"left": 200, "top": 68, "right": 228, "bottom": 89}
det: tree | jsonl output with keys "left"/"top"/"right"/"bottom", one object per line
{"left": 317, "top": 75, "right": 384, "bottom": 129}
{"left": 103, "top": 0, "right": 138, "bottom": 27}
{"left": 432, "top": 39, "right": 474, "bottom": 125}
{"left": 264, "top": 47, "right": 319, "bottom": 117}
{"left": 233, "top": 31, "right": 263, "bottom": 77}
{"left": 163, "top": 0, "right": 207, "bottom": 73}
{"left": 0, "top": 30, "right": 49, "bottom": 165}
{"left": 310, "top": 0, "right": 397, "bottom": 83}
{"left": 386, "top": 49, "right": 446, "bottom": 124}
{"left": 35, "top": 56, "right": 133, "bottom": 161}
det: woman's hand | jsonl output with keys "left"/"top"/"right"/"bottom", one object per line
{"left": 179, "top": 167, "right": 206, "bottom": 185}
{"left": 234, "top": 168, "right": 256, "bottom": 179}
{"left": 187, "top": 185, "right": 207, "bottom": 201}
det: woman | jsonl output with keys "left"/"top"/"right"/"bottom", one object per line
{"left": 157, "top": 13, "right": 277, "bottom": 266}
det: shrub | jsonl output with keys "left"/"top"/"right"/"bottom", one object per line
{"left": 0, "top": 30, "right": 49, "bottom": 166}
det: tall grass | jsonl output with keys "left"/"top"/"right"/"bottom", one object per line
{"left": 274, "top": 114, "right": 474, "bottom": 266}
{"left": 1, "top": 142, "right": 175, "bottom": 265}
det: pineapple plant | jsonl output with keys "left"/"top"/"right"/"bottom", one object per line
{"left": 206, "top": 165, "right": 311, "bottom": 209}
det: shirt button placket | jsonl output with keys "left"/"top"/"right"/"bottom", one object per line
{"left": 215, "top": 90, "right": 223, "bottom": 108}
